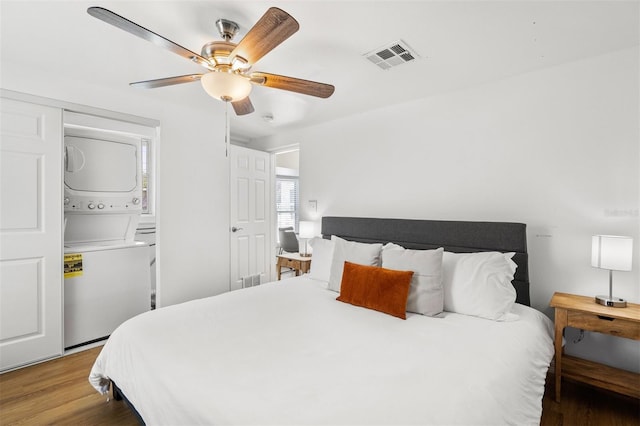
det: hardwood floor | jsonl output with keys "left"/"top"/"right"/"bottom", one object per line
{"left": 540, "top": 378, "right": 640, "bottom": 426}
{"left": 0, "top": 347, "right": 137, "bottom": 425}
{"left": 1, "top": 346, "right": 638, "bottom": 425}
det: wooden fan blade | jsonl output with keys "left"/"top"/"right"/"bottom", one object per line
{"left": 130, "top": 74, "right": 203, "bottom": 89}
{"left": 229, "top": 7, "right": 299, "bottom": 65}
{"left": 250, "top": 72, "right": 335, "bottom": 98}
{"left": 231, "top": 97, "right": 255, "bottom": 115}
{"left": 87, "top": 7, "right": 211, "bottom": 69}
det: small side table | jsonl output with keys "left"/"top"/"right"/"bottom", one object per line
{"left": 276, "top": 253, "right": 311, "bottom": 280}
{"left": 549, "top": 292, "right": 640, "bottom": 402}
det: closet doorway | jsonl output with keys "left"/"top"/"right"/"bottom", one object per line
{"left": 274, "top": 148, "right": 300, "bottom": 267}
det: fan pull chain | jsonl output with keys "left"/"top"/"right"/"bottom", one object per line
{"left": 223, "top": 97, "right": 231, "bottom": 158}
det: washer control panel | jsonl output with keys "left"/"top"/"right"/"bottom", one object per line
{"left": 64, "top": 196, "right": 141, "bottom": 213}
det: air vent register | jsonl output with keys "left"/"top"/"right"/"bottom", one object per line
{"left": 363, "top": 40, "right": 419, "bottom": 70}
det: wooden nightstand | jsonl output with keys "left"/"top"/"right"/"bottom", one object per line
{"left": 276, "top": 253, "right": 311, "bottom": 280}
{"left": 549, "top": 292, "right": 640, "bottom": 402}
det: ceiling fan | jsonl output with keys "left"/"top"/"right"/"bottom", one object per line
{"left": 87, "top": 6, "right": 335, "bottom": 115}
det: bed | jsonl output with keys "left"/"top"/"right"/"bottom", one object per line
{"left": 89, "top": 217, "right": 554, "bottom": 425}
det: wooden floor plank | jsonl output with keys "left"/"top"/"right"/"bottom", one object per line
{"left": 1, "top": 345, "right": 638, "bottom": 425}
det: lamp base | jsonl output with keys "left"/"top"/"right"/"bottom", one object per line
{"left": 595, "top": 295, "right": 627, "bottom": 308}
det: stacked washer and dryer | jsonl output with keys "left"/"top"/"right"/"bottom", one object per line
{"left": 63, "top": 122, "right": 151, "bottom": 350}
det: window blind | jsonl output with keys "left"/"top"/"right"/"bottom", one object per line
{"left": 275, "top": 176, "right": 299, "bottom": 240}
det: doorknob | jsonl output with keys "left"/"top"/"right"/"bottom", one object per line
{"left": 231, "top": 226, "right": 243, "bottom": 233}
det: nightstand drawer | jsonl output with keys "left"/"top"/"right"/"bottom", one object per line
{"left": 280, "top": 258, "right": 300, "bottom": 269}
{"left": 567, "top": 311, "right": 640, "bottom": 340}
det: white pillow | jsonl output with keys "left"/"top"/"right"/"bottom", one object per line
{"left": 442, "top": 251, "right": 517, "bottom": 321}
{"left": 307, "top": 237, "right": 334, "bottom": 282}
{"left": 328, "top": 236, "right": 383, "bottom": 292}
{"left": 382, "top": 245, "right": 444, "bottom": 316}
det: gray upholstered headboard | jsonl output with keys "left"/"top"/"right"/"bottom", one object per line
{"left": 321, "top": 216, "right": 530, "bottom": 306}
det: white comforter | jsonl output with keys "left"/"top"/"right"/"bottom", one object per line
{"left": 90, "top": 277, "right": 554, "bottom": 425}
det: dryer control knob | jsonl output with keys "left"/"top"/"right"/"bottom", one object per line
{"left": 97, "top": 203, "right": 105, "bottom": 210}
{"left": 64, "top": 197, "right": 70, "bottom": 205}
{"left": 88, "top": 203, "right": 95, "bottom": 210}
{"left": 132, "top": 198, "right": 140, "bottom": 205}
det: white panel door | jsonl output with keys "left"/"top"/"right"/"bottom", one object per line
{"left": 0, "top": 98, "right": 63, "bottom": 371}
{"left": 229, "top": 145, "right": 271, "bottom": 291}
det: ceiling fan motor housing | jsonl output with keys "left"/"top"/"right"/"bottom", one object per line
{"left": 201, "top": 41, "right": 236, "bottom": 65}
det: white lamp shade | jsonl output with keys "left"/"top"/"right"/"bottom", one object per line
{"left": 298, "top": 221, "right": 315, "bottom": 239}
{"left": 591, "top": 235, "right": 633, "bottom": 271}
{"left": 201, "top": 72, "right": 252, "bottom": 101}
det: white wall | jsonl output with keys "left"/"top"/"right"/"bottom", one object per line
{"left": 1, "top": 61, "right": 231, "bottom": 307}
{"left": 275, "top": 149, "right": 300, "bottom": 170}
{"left": 254, "top": 47, "right": 640, "bottom": 372}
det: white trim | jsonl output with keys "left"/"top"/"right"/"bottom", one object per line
{"left": 267, "top": 143, "right": 300, "bottom": 154}
{"left": 276, "top": 166, "right": 299, "bottom": 177}
{"left": 64, "top": 111, "right": 157, "bottom": 138}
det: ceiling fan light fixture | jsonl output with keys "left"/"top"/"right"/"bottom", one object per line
{"left": 201, "top": 72, "right": 252, "bottom": 102}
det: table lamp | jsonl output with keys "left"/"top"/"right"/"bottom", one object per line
{"left": 591, "top": 235, "right": 633, "bottom": 308}
{"left": 299, "top": 221, "right": 315, "bottom": 257}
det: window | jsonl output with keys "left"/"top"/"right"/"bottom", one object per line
{"left": 275, "top": 175, "right": 299, "bottom": 239}
{"left": 275, "top": 149, "right": 299, "bottom": 243}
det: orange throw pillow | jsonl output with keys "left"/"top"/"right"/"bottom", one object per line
{"left": 337, "top": 261, "right": 413, "bottom": 319}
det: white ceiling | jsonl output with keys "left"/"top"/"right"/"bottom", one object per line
{"left": 1, "top": 1, "right": 638, "bottom": 142}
